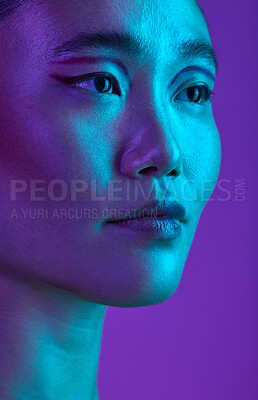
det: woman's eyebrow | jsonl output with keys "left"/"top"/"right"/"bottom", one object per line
{"left": 50, "top": 31, "right": 146, "bottom": 58}
{"left": 178, "top": 38, "right": 218, "bottom": 71}
{"left": 49, "top": 30, "right": 218, "bottom": 71}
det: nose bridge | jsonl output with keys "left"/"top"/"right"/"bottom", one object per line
{"left": 130, "top": 101, "right": 176, "bottom": 156}
{"left": 119, "top": 79, "right": 182, "bottom": 179}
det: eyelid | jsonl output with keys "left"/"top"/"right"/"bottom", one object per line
{"left": 56, "top": 72, "right": 112, "bottom": 84}
{"left": 172, "top": 79, "right": 212, "bottom": 96}
{"left": 171, "top": 65, "right": 216, "bottom": 86}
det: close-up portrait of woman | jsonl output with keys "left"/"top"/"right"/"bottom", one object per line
{"left": 0, "top": 0, "right": 256, "bottom": 399}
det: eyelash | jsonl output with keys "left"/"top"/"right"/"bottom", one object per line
{"left": 67, "top": 73, "right": 121, "bottom": 95}
{"left": 174, "top": 84, "right": 214, "bottom": 105}
{"left": 64, "top": 73, "right": 214, "bottom": 104}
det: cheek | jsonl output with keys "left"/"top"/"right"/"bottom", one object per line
{"left": 53, "top": 103, "right": 125, "bottom": 189}
{"left": 180, "top": 121, "right": 221, "bottom": 212}
{"left": 63, "top": 116, "right": 115, "bottom": 181}
{"left": 0, "top": 102, "right": 72, "bottom": 184}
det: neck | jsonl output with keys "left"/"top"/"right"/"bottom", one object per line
{"left": 0, "top": 267, "right": 106, "bottom": 400}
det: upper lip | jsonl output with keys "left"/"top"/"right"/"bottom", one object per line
{"left": 106, "top": 200, "right": 186, "bottom": 223}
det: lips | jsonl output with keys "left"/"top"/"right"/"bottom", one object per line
{"left": 106, "top": 199, "right": 186, "bottom": 223}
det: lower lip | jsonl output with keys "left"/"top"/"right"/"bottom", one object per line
{"left": 107, "top": 217, "right": 182, "bottom": 240}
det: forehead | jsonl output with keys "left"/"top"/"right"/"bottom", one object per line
{"left": 27, "top": 0, "right": 210, "bottom": 57}
{"left": 46, "top": 0, "right": 205, "bottom": 29}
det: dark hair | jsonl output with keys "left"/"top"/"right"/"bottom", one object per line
{"left": 0, "top": 0, "right": 25, "bottom": 22}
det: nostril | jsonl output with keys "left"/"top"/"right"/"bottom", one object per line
{"left": 138, "top": 166, "right": 158, "bottom": 176}
{"left": 167, "top": 169, "right": 178, "bottom": 177}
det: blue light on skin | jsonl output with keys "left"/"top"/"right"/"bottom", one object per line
{"left": 0, "top": 0, "right": 221, "bottom": 399}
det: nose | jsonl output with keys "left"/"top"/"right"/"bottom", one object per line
{"left": 119, "top": 103, "right": 182, "bottom": 180}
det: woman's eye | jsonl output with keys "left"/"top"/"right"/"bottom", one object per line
{"left": 75, "top": 75, "right": 120, "bottom": 95}
{"left": 175, "top": 85, "right": 213, "bottom": 104}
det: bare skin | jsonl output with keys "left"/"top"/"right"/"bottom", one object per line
{"left": 0, "top": 0, "right": 221, "bottom": 398}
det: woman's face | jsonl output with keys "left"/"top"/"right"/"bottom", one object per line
{"left": 0, "top": 0, "right": 221, "bottom": 306}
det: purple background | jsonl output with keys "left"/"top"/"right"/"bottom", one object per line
{"left": 98, "top": 1, "right": 258, "bottom": 399}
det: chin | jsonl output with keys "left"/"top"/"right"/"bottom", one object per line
{"left": 83, "top": 275, "right": 182, "bottom": 308}
{"left": 107, "top": 288, "right": 179, "bottom": 308}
